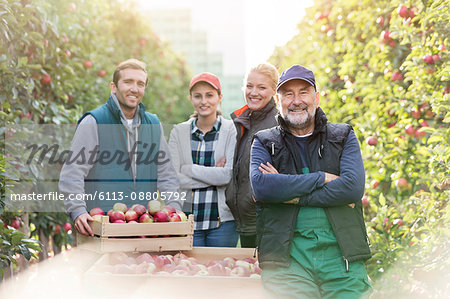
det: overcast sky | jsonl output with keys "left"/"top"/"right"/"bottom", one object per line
{"left": 137, "top": 0, "right": 313, "bottom": 75}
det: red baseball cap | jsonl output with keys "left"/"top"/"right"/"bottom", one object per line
{"left": 189, "top": 72, "right": 221, "bottom": 93}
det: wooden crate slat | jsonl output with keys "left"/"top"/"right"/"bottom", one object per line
{"left": 90, "top": 214, "right": 194, "bottom": 237}
{"left": 78, "top": 214, "right": 194, "bottom": 253}
{"left": 79, "top": 235, "right": 193, "bottom": 253}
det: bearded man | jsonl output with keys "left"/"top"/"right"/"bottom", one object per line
{"left": 249, "top": 65, "right": 372, "bottom": 299}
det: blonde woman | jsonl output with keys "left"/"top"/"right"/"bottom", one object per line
{"left": 225, "top": 63, "right": 279, "bottom": 248}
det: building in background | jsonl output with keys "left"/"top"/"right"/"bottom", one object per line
{"left": 146, "top": 8, "right": 245, "bottom": 118}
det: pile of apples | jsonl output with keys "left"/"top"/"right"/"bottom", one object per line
{"left": 94, "top": 252, "right": 262, "bottom": 278}
{"left": 89, "top": 201, "right": 187, "bottom": 224}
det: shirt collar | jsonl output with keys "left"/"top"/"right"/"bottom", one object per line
{"left": 191, "top": 116, "right": 221, "bottom": 135}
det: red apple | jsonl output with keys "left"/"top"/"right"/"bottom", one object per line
{"left": 230, "top": 266, "right": 250, "bottom": 277}
{"left": 113, "top": 220, "right": 125, "bottom": 223}
{"left": 132, "top": 204, "right": 147, "bottom": 217}
{"left": 432, "top": 55, "right": 441, "bottom": 63}
{"left": 361, "top": 196, "right": 369, "bottom": 208}
{"left": 393, "top": 218, "right": 404, "bottom": 226}
{"left": 107, "top": 209, "right": 113, "bottom": 218}
{"left": 63, "top": 222, "right": 72, "bottom": 232}
{"left": 139, "top": 38, "right": 147, "bottom": 46}
{"left": 54, "top": 224, "right": 61, "bottom": 234}
{"left": 147, "top": 200, "right": 162, "bottom": 215}
{"left": 125, "top": 210, "right": 138, "bottom": 222}
{"left": 136, "top": 253, "right": 153, "bottom": 264}
{"left": 397, "top": 6, "right": 409, "bottom": 18}
{"left": 139, "top": 213, "right": 154, "bottom": 223}
{"left": 208, "top": 263, "right": 227, "bottom": 276}
{"left": 89, "top": 207, "right": 104, "bottom": 217}
{"left": 367, "top": 136, "right": 377, "bottom": 146}
{"left": 396, "top": 178, "right": 409, "bottom": 191}
{"left": 162, "top": 205, "right": 176, "bottom": 215}
{"left": 423, "top": 55, "right": 434, "bottom": 64}
{"left": 419, "top": 120, "right": 429, "bottom": 127}
{"left": 380, "top": 30, "right": 391, "bottom": 41}
{"left": 10, "top": 219, "right": 21, "bottom": 229}
{"left": 176, "top": 210, "right": 188, "bottom": 222}
{"left": 154, "top": 211, "right": 169, "bottom": 222}
{"left": 65, "top": 50, "right": 71, "bottom": 58}
{"left": 438, "top": 44, "right": 446, "bottom": 51}
{"left": 169, "top": 213, "right": 181, "bottom": 222}
{"left": 415, "top": 129, "right": 426, "bottom": 139}
{"left": 110, "top": 211, "right": 125, "bottom": 222}
{"left": 134, "top": 263, "right": 150, "bottom": 274}
{"left": 390, "top": 72, "right": 403, "bottom": 81}
{"left": 425, "top": 110, "right": 435, "bottom": 119}
{"left": 371, "top": 180, "right": 379, "bottom": 189}
{"left": 405, "top": 125, "right": 416, "bottom": 137}
{"left": 113, "top": 203, "right": 127, "bottom": 213}
{"left": 410, "top": 108, "right": 421, "bottom": 118}
{"left": 235, "top": 260, "right": 252, "bottom": 271}
{"left": 173, "top": 253, "right": 189, "bottom": 263}
{"left": 253, "top": 264, "right": 262, "bottom": 275}
{"left": 376, "top": 16, "right": 384, "bottom": 27}
{"left": 41, "top": 73, "right": 51, "bottom": 85}
{"left": 97, "top": 69, "right": 106, "bottom": 77}
{"left": 83, "top": 60, "right": 93, "bottom": 69}
{"left": 153, "top": 255, "right": 172, "bottom": 269}
{"left": 223, "top": 257, "right": 236, "bottom": 268}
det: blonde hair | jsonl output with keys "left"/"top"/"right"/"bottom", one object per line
{"left": 113, "top": 59, "right": 148, "bottom": 86}
{"left": 246, "top": 62, "right": 279, "bottom": 91}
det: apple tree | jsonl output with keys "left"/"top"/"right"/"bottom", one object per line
{"left": 1, "top": 0, "right": 192, "bottom": 274}
{"left": 270, "top": 0, "right": 449, "bottom": 296}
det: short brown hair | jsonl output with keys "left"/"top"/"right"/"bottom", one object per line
{"left": 113, "top": 59, "right": 148, "bottom": 86}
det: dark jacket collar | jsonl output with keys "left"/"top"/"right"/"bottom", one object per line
{"left": 232, "top": 98, "right": 277, "bottom": 130}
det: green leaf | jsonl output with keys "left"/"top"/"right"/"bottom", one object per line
{"left": 18, "top": 56, "right": 28, "bottom": 67}
{"left": 18, "top": 244, "right": 31, "bottom": 260}
{"left": 379, "top": 193, "right": 386, "bottom": 207}
{"left": 11, "top": 234, "right": 24, "bottom": 246}
{"left": 0, "top": 254, "right": 13, "bottom": 262}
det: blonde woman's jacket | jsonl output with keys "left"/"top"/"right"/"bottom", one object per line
{"left": 168, "top": 116, "right": 237, "bottom": 222}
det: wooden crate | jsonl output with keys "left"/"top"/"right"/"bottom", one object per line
{"left": 77, "top": 214, "right": 194, "bottom": 253}
{"left": 84, "top": 247, "right": 264, "bottom": 299}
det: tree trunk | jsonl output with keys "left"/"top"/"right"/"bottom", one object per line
{"left": 38, "top": 228, "right": 49, "bottom": 261}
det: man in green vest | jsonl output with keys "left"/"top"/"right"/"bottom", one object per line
{"left": 59, "top": 59, "right": 180, "bottom": 236}
{"left": 250, "top": 65, "right": 372, "bottom": 298}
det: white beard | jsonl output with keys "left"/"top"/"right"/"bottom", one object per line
{"left": 281, "top": 106, "right": 316, "bottom": 130}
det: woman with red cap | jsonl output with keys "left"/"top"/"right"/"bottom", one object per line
{"left": 168, "top": 72, "right": 238, "bottom": 247}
